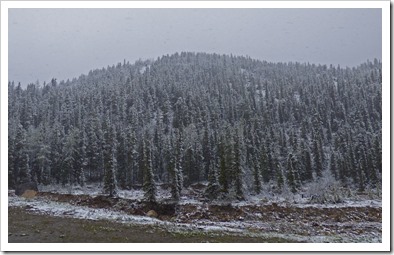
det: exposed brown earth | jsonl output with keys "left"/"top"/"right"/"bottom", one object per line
{"left": 8, "top": 191, "right": 382, "bottom": 243}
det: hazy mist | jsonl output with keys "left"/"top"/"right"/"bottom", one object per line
{"left": 9, "top": 8, "right": 382, "bottom": 86}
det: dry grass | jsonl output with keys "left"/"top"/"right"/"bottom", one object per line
{"left": 21, "top": 190, "right": 37, "bottom": 199}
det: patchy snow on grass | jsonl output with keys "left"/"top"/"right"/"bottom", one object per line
{"left": 9, "top": 195, "right": 160, "bottom": 225}
{"left": 38, "top": 183, "right": 173, "bottom": 201}
{"left": 38, "top": 184, "right": 103, "bottom": 196}
{"left": 8, "top": 192, "right": 381, "bottom": 243}
{"left": 292, "top": 199, "right": 382, "bottom": 209}
{"left": 8, "top": 195, "right": 251, "bottom": 239}
{"left": 36, "top": 183, "right": 382, "bottom": 211}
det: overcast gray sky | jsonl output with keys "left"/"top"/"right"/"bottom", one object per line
{"left": 9, "top": 8, "right": 381, "bottom": 86}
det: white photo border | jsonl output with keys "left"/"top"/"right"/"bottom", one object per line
{"left": 1, "top": 0, "right": 389, "bottom": 252}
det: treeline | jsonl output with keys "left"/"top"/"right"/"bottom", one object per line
{"left": 8, "top": 52, "right": 382, "bottom": 201}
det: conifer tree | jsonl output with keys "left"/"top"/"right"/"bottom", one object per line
{"left": 170, "top": 130, "right": 184, "bottom": 201}
{"left": 286, "top": 154, "right": 297, "bottom": 193}
{"left": 253, "top": 155, "right": 262, "bottom": 194}
{"left": 313, "top": 139, "right": 323, "bottom": 178}
{"left": 329, "top": 152, "right": 338, "bottom": 180}
{"left": 103, "top": 124, "right": 118, "bottom": 196}
{"left": 8, "top": 135, "right": 16, "bottom": 188}
{"left": 7, "top": 52, "right": 382, "bottom": 200}
{"left": 205, "top": 160, "right": 220, "bottom": 200}
{"left": 103, "top": 148, "right": 118, "bottom": 197}
{"left": 276, "top": 167, "right": 284, "bottom": 192}
{"left": 300, "top": 141, "right": 313, "bottom": 182}
{"left": 14, "top": 124, "right": 30, "bottom": 184}
{"left": 218, "top": 136, "right": 228, "bottom": 194}
{"left": 143, "top": 141, "right": 156, "bottom": 203}
{"left": 232, "top": 132, "right": 245, "bottom": 200}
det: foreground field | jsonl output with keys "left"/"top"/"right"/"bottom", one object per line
{"left": 8, "top": 190, "right": 382, "bottom": 243}
{"left": 10, "top": 207, "right": 291, "bottom": 243}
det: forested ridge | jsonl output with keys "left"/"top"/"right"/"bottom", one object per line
{"left": 8, "top": 52, "right": 382, "bottom": 202}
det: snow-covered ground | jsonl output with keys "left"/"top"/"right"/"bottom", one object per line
{"left": 8, "top": 194, "right": 250, "bottom": 237}
{"left": 9, "top": 194, "right": 159, "bottom": 225}
{"left": 8, "top": 187, "right": 382, "bottom": 243}
{"left": 37, "top": 184, "right": 172, "bottom": 201}
{"left": 36, "top": 183, "right": 382, "bottom": 209}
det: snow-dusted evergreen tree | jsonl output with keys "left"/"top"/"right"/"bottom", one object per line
{"left": 329, "top": 151, "right": 338, "bottom": 180}
{"left": 103, "top": 148, "right": 118, "bottom": 197}
{"left": 300, "top": 141, "right": 313, "bottom": 182}
{"left": 126, "top": 127, "right": 139, "bottom": 188}
{"left": 116, "top": 127, "right": 128, "bottom": 189}
{"left": 73, "top": 128, "right": 87, "bottom": 186}
{"left": 252, "top": 154, "right": 262, "bottom": 195}
{"left": 8, "top": 52, "right": 382, "bottom": 199}
{"left": 313, "top": 139, "right": 323, "bottom": 178}
{"left": 143, "top": 140, "right": 156, "bottom": 203}
{"left": 231, "top": 131, "right": 245, "bottom": 201}
{"left": 103, "top": 122, "right": 118, "bottom": 196}
{"left": 8, "top": 135, "right": 16, "bottom": 188}
{"left": 205, "top": 161, "right": 220, "bottom": 200}
{"left": 218, "top": 135, "right": 229, "bottom": 194}
{"left": 170, "top": 130, "right": 184, "bottom": 201}
{"left": 19, "top": 153, "right": 31, "bottom": 184}
{"left": 37, "top": 135, "right": 51, "bottom": 185}
{"left": 286, "top": 153, "right": 298, "bottom": 193}
{"left": 14, "top": 124, "right": 30, "bottom": 184}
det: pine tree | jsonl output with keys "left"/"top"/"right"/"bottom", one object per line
{"left": 62, "top": 132, "right": 75, "bottom": 185}
{"left": 373, "top": 137, "right": 382, "bottom": 174}
{"left": 252, "top": 155, "right": 262, "bottom": 194}
{"left": 300, "top": 141, "right": 313, "bottom": 182}
{"left": 14, "top": 124, "right": 30, "bottom": 184}
{"left": 50, "top": 122, "right": 65, "bottom": 184}
{"left": 37, "top": 140, "right": 51, "bottom": 185}
{"left": 286, "top": 154, "right": 297, "bottom": 193}
{"left": 103, "top": 124, "right": 118, "bottom": 196}
{"left": 218, "top": 136, "right": 228, "bottom": 194}
{"left": 329, "top": 152, "right": 338, "bottom": 180}
{"left": 202, "top": 123, "right": 211, "bottom": 180}
{"left": 103, "top": 148, "right": 118, "bottom": 197}
{"left": 74, "top": 129, "right": 87, "bottom": 186}
{"left": 116, "top": 127, "right": 128, "bottom": 189}
{"left": 8, "top": 135, "right": 16, "bottom": 188}
{"left": 126, "top": 127, "right": 138, "bottom": 188}
{"left": 260, "top": 143, "right": 270, "bottom": 183}
{"left": 143, "top": 141, "right": 156, "bottom": 203}
{"left": 170, "top": 130, "right": 184, "bottom": 201}
{"left": 19, "top": 153, "right": 31, "bottom": 184}
{"left": 205, "top": 160, "right": 220, "bottom": 200}
{"left": 313, "top": 139, "right": 323, "bottom": 178}
{"left": 357, "top": 162, "right": 366, "bottom": 192}
{"left": 7, "top": 53, "right": 382, "bottom": 199}
{"left": 232, "top": 132, "right": 245, "bottom": 200}
{"left": 276, "top": 167, "right": 284, "bottom": 192}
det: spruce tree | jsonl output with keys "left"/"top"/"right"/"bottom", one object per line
{"left": 300, "top": 141, "right": 313, "bottom": 182}
{"left": 329, "top": 152, "right": 338, "bottom": 180}
{"left": 14, "top": 124, "right": 30, "bottom": 184}
{"left": 313, "top": 139, "right": 323, "bottom": 178}
{"left": 205, "top": 160, "right": 220, "bottom": 200}
{"left": 218, "top": 136, "right": 228, "bottom": 194}
{"left": 103, "top": 148, "right": 118, "bottom": 197}
{"left": 286, "top": 154, "right": 297, "bottom": 193}
{"left": 143, "top": 141, "right": 156, "bottom": 203}
{"left": 253, "top": 155, "right": 262, "bottom": 194}
{"left": 103, "top": 124, "right": 118, "bottom": 196}
{"left": 170, "top": 130, "right": 184, "bottom": 201}
{"left": 232, "top": 132, "right": 245, "bottom": 200}
{"left": 8, "top": 135, "right": 15, "bottom": 188}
